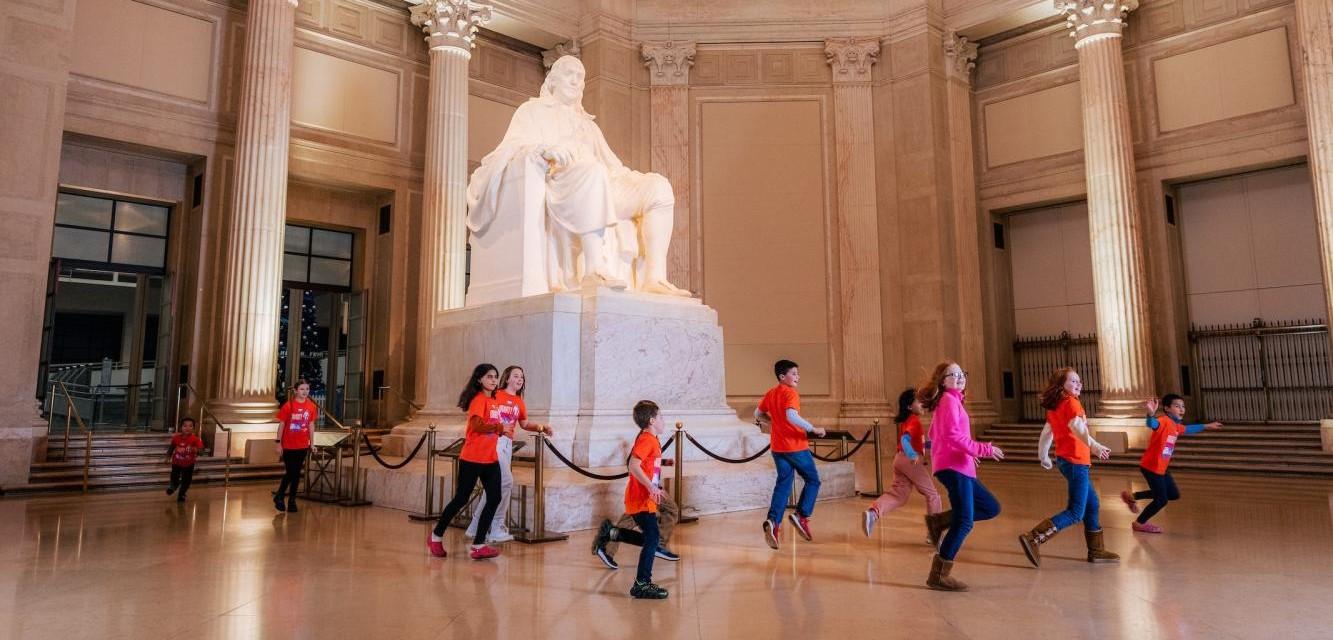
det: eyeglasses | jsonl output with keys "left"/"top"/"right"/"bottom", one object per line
{"left": 945, "top": 371, "right": 969, "bottom": 379}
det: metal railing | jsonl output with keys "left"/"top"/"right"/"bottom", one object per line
{"left": 177, "top": 383, "right": 233, "bottom": 488}
{"left": 1014, "top": 332, "right": 1102, "bottom": 421}
{"left": 1189, "top": 319, "right": 1333, "bottom": 423}
{"left": 377, "top": 385, "right": 423, "bottom": 426}
{"left": 47, "top": 381, "right": 93, "bottom": 492}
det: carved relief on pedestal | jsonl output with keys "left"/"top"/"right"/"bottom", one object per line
{"left": 823, "top": 37, "right": 879, "bottom": 83}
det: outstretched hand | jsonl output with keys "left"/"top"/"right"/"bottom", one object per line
{"left": 1094, "top": 443, "right": 1112, "bottom": 460}
{"left": 1205, "top": 422, "right": 1223, "bottom": 431}
{"left": 812, "top": 427, "right": 827, "bottom": 438}
{"left": 990, "top": 445, "right": 1005, "bottom": 461}
{"left": 1145, "top": 397, "right": 1159, "bottom": 414}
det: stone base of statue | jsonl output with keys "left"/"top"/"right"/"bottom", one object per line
{"left": 388, "top": 283, "right": 771, "bottom": 465}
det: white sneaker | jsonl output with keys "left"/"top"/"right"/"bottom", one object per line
{"left": 489, "top": 531, "right": 515, "bottom": 544}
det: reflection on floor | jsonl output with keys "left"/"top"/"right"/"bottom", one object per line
{"left": 2, "top": 465, "right": 1332, "bottom": 640}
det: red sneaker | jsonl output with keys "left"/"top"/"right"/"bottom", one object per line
{"left": 788, "top": 512, "right": 813, "bottom": 542}
{"left": 427, "top": 534, "right": 447, "bottom": 558}
{"left": 763, "top": 519, "right": 780, "bottom": 549}
{"left": 1120, "top": 490, "right": 1140, "bottom": 514}
{"left": 469, "top": 545, "right": 501, "bottom": 560}
{"left": 1131, "top": 521, "right": 1163, "bottom": 534}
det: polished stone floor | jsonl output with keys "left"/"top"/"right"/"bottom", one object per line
{"left": 3, "top": 465, "right": 1332, "bottom": 640}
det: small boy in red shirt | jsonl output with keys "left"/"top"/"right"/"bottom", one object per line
{"left": 165, "top": 417, "right": 204, "bottom": 502}
{"left": 1120, "top": 394, "right": 1222, "bottom": 533}
{"left": 591, "top": 400, "right": 670, "bottom": 599}
{"left": 756, "top": 359, "right": 825, "bottom": 550}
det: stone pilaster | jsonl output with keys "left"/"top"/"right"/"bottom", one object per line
{"left": 1057, "top": 0, "right": 1156, "bottom": 429}
{"left": 409, "top": 0, "right": 489, "bottom": 413}
{"left": 825, "top": 38, "right": 889, "bottom": 417}
{"left": 641, "top": 41, "right": 695, "bottom": 291}
{"left": 213, "top": 0, "right": 299, "bottom": 423}
{"left": 542, "top": 40, "right": 580, "bottom": 69}
{"left": 1294, "top": 0, "right": 1333, "bottom": 432}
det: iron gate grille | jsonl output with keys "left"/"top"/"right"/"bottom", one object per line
{"left": 1013, "top": 332, "right": 1102, "bottom": 422}
{"left": 1189, "top": 319, "right": 1333, "bottom": 423}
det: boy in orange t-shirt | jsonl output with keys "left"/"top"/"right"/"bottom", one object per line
{"left": 755, "top": 359, "right": 826, "bottom": 550}
{"left": 591, "top": 400, "right": 670, "bottom": 599}
{"left": 1119, "top": 394, "right": 1222, "bottom": 533}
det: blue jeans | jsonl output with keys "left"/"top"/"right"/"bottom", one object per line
{"left": 767, "top": 450, "right": 821, "bottom": 523}
{"left": 613, "top": 512, "right": 661, "bottom": 584}
{"left": 1050, "top": 458, "right": 1100, "bottom": 531}
{"left": 935, "top": 470, "right": 1001, "bottom": 561}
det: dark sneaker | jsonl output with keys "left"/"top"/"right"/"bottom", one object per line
{"left": 629, "top": 580, "right": 669, "bottom": 599}
{"left": 285, "top": 500, "right": 299, "bottom": 513}
{"left": 166, "top": 484, "right": 177, "bottom": 496}
{"left": 273, "top": 495, "right": 286, "bottom": 512}
{"left": 592, "top": 519, "right": 613, "bottom": 555}
{"left": 788, "top": 513, "right": 813, "bottom": 542}
{"left": 177, "top": 494, "right": 186, "bottom": 503}
{"left": 763, "top": 519, "right": 780, "bottom": 550}
{"left": 595, "top": 546, "right": 619, "bottom": 569}
{"left": 654, "top": 546, "right": 680, "bottom": 561}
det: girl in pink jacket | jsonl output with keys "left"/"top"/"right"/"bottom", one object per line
{"left": 919, "top": 360, "right": 1005, "bottom": 592}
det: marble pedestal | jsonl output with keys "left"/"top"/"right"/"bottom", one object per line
{"left": 389, "top": 285, "right": 768, "bottom": 466}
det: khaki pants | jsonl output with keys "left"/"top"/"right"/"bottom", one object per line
{"left": 607, "top": 491, "right": 679, "bottom": 556}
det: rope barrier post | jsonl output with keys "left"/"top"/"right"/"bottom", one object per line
{"left": 517, "top": 433, "right": 568, "bottom": 543}
{"left": 858, "top": 419, "right": 883, "bottom": 498}
{"left": 341, "top": 427, "right": 372, "bottom": 506}
{"left": 673, "top": 422, "right": 697, "bottom": 524}
{"left": 409, "top": 425, "right": 442, "bottom": 521}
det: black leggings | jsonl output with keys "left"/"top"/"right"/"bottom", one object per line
{"left": 1134, "top": 468, "right": 1180, "bottom": 523}
{"left": 277, "top": 449, "right": 309, "bottom": 500}
{"left": 434, "top": 460, "right": 502, "bottom": 545}
{"left": 169, "top": 465, "right": 194, "bottom": 496}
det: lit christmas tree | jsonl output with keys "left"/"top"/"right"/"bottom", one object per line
{"left": 298, "top": 290, "right": 325, "bottom": 395}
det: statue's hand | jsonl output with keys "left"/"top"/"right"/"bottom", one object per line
{"left": 540, "top": 146, "right": 574, "bottom": 169}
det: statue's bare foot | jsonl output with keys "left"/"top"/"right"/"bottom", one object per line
{"left": 642, "top": 279, "right": 693, "bottom": 297}
{"left": 582, "top": 272, "right": 628, "bottom": 290}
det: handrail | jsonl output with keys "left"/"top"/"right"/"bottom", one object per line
{"left": 377, "top": 385, "right": 424, "bottom": 411}
{"left": 178, "top": 383, "right": 234, "bottom": 488}
{"left": 282, "top": 386, "right": 349, "bottom": 431}
{"left": 51, "top": 381, "right": 93, "bottom": 493}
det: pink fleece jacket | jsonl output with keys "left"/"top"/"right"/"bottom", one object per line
{"left": 929, "top": 388, "right": 993, "bottom": 478}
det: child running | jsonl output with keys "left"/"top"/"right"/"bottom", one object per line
{"left": 428, "top": 363, "right": 506, "bottom": 560}
{"left": 920, "top": 360, "right": 1004, "bottom": 592}
{"left": 1020, "top": 367, "right": 1119, "bottom": 567}
{"left": 465, "top": 365, "right": 552, "bottom": 544}
{"left": 862, "top": 387, "right": 945, "bottom": 543}
{"left": 1119, "top": 394, "right": 1222, "bottom": 533}
{"left": 591, "top": 400, "right": 671, "bottom": 599}
{"left": 274, "top": 380, "right": 316, "bottom": 513}
{"left": 755, "top": 359, "right": 826, "bottom": 549}
{"left": 165, "top": 417, "right": 204, "bottom": 502}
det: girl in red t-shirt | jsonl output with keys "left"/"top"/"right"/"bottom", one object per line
{"left": 1019, "top": 367, "right": 1119, "bottom": 567}
{"left": 465, "top": 365, "right": 553, "bottom": 543}
{"left": 429, "top": 363, "right": 509, "bottom": 560}
{"left": 862, "top": 387, "right": 944, "bottom": 542}
{"left": 274, "top": 379, "right": 318, "bottom": 513}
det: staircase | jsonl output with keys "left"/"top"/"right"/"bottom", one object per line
{"left": 2, "top": 432, "right": 285, "bottom": 496}
{"left": 981, "top": 422, "right": 1333, "bottom": 477}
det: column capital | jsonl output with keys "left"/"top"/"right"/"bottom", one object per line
{"left": 409, "top": 0, "right": 492, "bottom": 52}
{"left": 1055, "top": 0, "right": 1139, "bottom": 45}
{"left": 943, "top": 32, "right": 978, "bottom": 82}
{"left": 542, "top": 40, "right": 581, "bottom": 70}
{"left": 641, "top": 41, "right": 696, "bottom": 86}
{"left": 824, "top": 37, "right": 880, "bottom": 84}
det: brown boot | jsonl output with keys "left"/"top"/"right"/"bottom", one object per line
{"left": 925, "top": 510, "right": 952, "bottom": 548}
{"left": 1018, "top": 518, "right": 1059, "bottom": 567}
{"left": 926, "top": 554, "right": 968, "bottom": 592}
{"left": 1085, "top": 529, "right": 1120, "bottom": 563}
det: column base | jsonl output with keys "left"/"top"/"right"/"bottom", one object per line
{"left": 0, "top": 423, "right": 43, "bottom": 487}
{"left": 1321, "top": 419, "right": 1333, "bottom": 453}
{"left": 210, "top": 397, "right": 281, "bottom": 425}
{"left": 1089, "top": 415, "right": 1144, "bottom": 452}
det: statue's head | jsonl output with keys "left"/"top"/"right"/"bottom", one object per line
{"left": 541, "top": 55, "right": 586, "bottom": 108}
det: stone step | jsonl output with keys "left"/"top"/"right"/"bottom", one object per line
{"left": 2, "top": 467, "right": 286, "bottom": 496}
{"left": 992, "top": 453, "right": 1333, "bottom": 477}
{"left": 31, "top": 456, "right": 244, "bottom": 470}
{"left": 987, "top": 422, "right": 1321, "bottom": 435}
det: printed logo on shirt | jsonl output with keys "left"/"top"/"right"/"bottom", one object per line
{"left": 1162, "top": 433, "right": 1178, "bottom": 459}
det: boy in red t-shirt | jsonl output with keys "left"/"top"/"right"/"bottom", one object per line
{"left": 165, "top": 417, "right": 204, "bottom": 502}
{"left": 1119, "top": 394, "right": 1222, "bottom": 533}
{"left": 590, "top": 400, "right": 670, "bottom": 599}
{"left": 755, "top": 359, "right": 825, "bottom": 550}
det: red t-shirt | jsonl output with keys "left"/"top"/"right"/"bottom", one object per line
{"left": 276, "top": 399, "right": 317, "bottom": 450}
{"left": 460, "top": 393, "right": 501, "bottom": 464}
{"left": 170, "top": 433, "right": 204, "bottom": 467}
{"left": 624, "top": 430, "right": 662, "bottom": 515}
{"left": 898, "top": 415, "right": 924, "bottom": 456}
{"left": 1140, "top": 415, "right": 1187, "bottom": 474}
{"left": 1048, "top": 395, "right": 1091, "bottom": 465}
{"left": 494, "top": 390, "right": 526, "bottom": 439}
{"left": 759, "top": 384, "right": 807, "bottom": 453}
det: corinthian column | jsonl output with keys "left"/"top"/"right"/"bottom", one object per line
{"left": 825, "top": 38, "right": 889, "bottom": 417}
{"left": 1057, "top": 0, "right": 1155, "bottom": 429}
{"left": 213, "top": 0, "right": 298, "bottom": 424}
{"left": 641, "top": 41, "right": 696, "bottom": 290}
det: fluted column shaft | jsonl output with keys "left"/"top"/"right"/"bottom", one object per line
{"left": 214, "top": 0, "right": 298, "bottom": 421}
{"left": 1295, "top": 0, "right": 1333, "bottom": 383}
{"left": 1065, "top": 4, "right": 1155, "bottom": 419}
{"left": 642, "top": 42, "right": 696, "bottom": 291}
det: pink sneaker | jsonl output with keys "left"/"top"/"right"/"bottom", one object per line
{"left": 1132, "top": 521, "right": 1163, "bottom": 534}
{"left": 427, "top": 534, "right": 447, "bottom": 558}
{"left": 788, "top": 512, "right": 813, "bottom": 542}
{"left": 1120, "top": 491, "right": 1140, "bottom": 514}
{"left": 469, "top": 545, "right": 501, "bottom": 560}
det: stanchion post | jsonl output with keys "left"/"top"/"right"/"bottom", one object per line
{"left": 517, "top": 432, "right": 568, "bottom": 543}
{"left": 673, "top": 422, "right": 697, "bottom": 524}
{"left": 409, "top": 425, "right": 441, "bottom": 521}
{"left": 342, "top": 426, "right": 371, "bottom": 506}
{"left": 858, "top": 418, "right": 884, "bottom": 498}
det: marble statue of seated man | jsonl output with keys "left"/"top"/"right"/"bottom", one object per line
{"left": 465, "top": 55, "right": 688, "bottom": 296}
